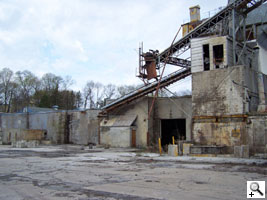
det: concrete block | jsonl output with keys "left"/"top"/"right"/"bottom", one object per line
{"left": 27, "top": 140, "right": 40, "bottom": 148}
{"left": 183, "top": 143, "right": 192, "bottom": 155}
{"left": 12, "top": 140, "right": 40, "bottom": 148}
{"left": 234, "top": 146, "right": 241, "bottom": 157}
{"left": 241, "top": 145, "right": 249, "bottom": 158}
{"left": 41, "top": 140, "right": 52, "bottom": 145}
{"left": 168, "top": 145, "right": 178, "bottom": 157}
{"left": 15, "top": 140, "right": 27, "bottom": 148}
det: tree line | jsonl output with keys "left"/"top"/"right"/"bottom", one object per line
{"left": 0, "top": 68, "right": 142, "bottom": 113}
{"left": 0, "top": 68, "right": 191, "bottom": 113}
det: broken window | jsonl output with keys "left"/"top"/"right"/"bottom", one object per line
{"left": 213, "top": 44, "right": 224, "bottom": 69}
{"left": 203, "top": 44, "right": 210, "bottom": 71}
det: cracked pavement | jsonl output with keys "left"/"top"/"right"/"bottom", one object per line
{"left": 0, "top": 145, "right": 266, "bottom": 200}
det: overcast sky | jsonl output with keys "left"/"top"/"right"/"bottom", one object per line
{"left": 0, "top": 0, "right": 228, "bottom": 92}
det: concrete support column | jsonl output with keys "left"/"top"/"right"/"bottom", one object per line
{"left": 257, "top": 47, "right": 267, "bottom": 112}
{"left": 257, "top": 73, "right": 267, "bottom": 112}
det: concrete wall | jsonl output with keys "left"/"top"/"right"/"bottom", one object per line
{"left": 100, "top": 127, "right": 131, "bottom": 148}
{"left": 69, "top": 110, "right": 100, "bottom": 145}
{"left": 192, "top": 114, "right": 267, "bottom": 155}
{"left": 247, "top": 115, "right": 267, "bottom": 154}
{"left": 151, "top": 96, "right": 192, "bottom": 143}
{"left": 191, "top": 64, "right": 267, "bottom": 154}
{"left": 192, "top": 65, "right": 260, "bottom": 116}
{"left": 2, "top": 129, "right": 46, "bottom": 144}
{"left": 259, "top": 45, "right": 267, "bottom": 75}
{"left": 102, "top": 96, "right": 192, "bottom": 148}
{"left": 107, "top": 97, "right": 149, "bottom": 147}
{"left": 29, "top": 112, "right": 66, "bottom": 144}
{"left": 193, "top": 121, "right": 246, "bottom": 146}
{"left": 0, "top": 109, "right": 100, "bottom": 145}
{"left": 192, "top": 66, "right": 244, "bottom": 116}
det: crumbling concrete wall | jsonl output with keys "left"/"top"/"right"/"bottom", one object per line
{"left": 191, "top": 65, "right": 267, "bottom": 154}
{"left": 0, "top": 109, "right": 100, "bottom": 145}
{"left": 2, "top": 129, "right": 45, "bottom": 144}
{"left": 100, "top": 126, "right": 131, "bottom": 148}
{"left": 193, "top": 120, "right": 246, "bottom": 146}
{"left": 103, "top": 96, "right": 192, "bottom": 148}
{"left": 246, "top": 114, "right": 267, "bottom": 154}
{"left": 29, "top": 112, "right": 66, "bottom": 144}
{"left": 69, "top": 110, "right": 100, "bottom": 145}
{"left": 192, "top": 115, "right": 267, "bottom": 155}
{"left": 192, "top": 66, "right": 244, "bottom": 116}
{"left": 107, "top": 97, "right": 149, "bottom": 147}
{"left": 192, "top": 65, "right": 259, "bottom": 116}
{"left": 152, "top": 96, "right": 192, "bottom": 142}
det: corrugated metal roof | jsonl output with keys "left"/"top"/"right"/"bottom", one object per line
{"left": 101, "top": 115, "right": 137, "bottom": 127}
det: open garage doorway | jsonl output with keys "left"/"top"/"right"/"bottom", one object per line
{"left": 161, "top": 119, "right": 186, "bottom": 146}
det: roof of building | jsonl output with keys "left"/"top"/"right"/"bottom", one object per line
{"left": 100, "top": 115, "right": 137, "bottom": 127}
{"left": 23, "top": 106, "right": 55, "bottom": 113}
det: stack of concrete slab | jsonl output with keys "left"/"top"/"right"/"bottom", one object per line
{"left": 12, "top": 140, "right": 40, "bottom": 148}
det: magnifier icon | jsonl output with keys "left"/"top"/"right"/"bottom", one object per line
{"left": 250, "top": 182, "right": 264, "bottom": 196}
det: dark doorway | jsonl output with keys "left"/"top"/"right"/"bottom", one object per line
{"left": 203, "top": 44, "right": 210, "bottom": 71}
{"left": 213, "top": 44, "right": 224, "bottom": 69}
{"left": 161, "top": 119, "right": 186, "bottom": 146}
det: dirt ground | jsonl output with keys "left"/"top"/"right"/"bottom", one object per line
{"left": 0, "top": 145, "right": 266, "bottom": 200}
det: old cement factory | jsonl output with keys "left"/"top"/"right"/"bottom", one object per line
{"left": 0, "top": 0, "right": 267, "bottom": 158}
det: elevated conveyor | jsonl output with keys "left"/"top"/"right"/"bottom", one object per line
{"left": 101, "top": 68, "right": 191, "bottom": 113}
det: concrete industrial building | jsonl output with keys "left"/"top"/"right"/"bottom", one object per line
{"left": 0, "top": 0, "right": 267, "bottom": 157}
{"left": 100, "top": 96, "right": 192, "bottom": 148}
{"left": 99, "top": 0, "right": 267, "bottom": 156}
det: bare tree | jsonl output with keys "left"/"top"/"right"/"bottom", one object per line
{"left": 15, "top": 70, "right": 39, "bottom": 107}
{"left": 117, "top": 85, "right": 140, "bottom": 98}
{"left": 103, "top": 84, "right": 116, "bottom": 99}
{"left": 75, "top": 91, "right": 83, "bottom": 108}
{"left": 83, "top": 81, "right": 95, "bottom": 109}
{"left": 41, "top": 73, "right": 63, "bottom": 91}
{"left": 0, "top": 68, "right": 15, "bottom": 112}
{"left": 94, "top": 82, "right": 103, "bottom": 108}
{"left": 62, "top": 75, "right": 75, "bottom": 91}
